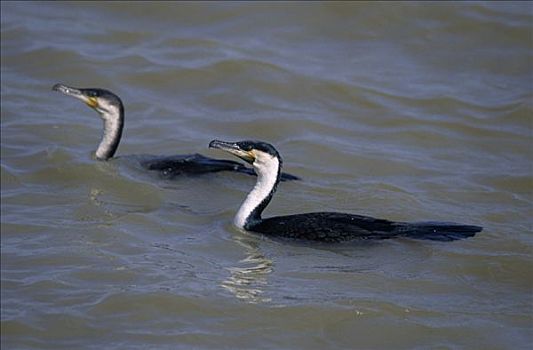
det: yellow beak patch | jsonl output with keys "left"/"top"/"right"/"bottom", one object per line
{"left": 86, "top": 97, "right": 98, "bottom": 108}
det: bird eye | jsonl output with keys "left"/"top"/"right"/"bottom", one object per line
{"left": 238, "top": 142, "right": 252, "bottom": 151}
{"left": 87, "top": 91, "right": 98, "bottom": 98}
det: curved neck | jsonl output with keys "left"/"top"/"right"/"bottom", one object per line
{"left": 95, "top": 106, "right": 123, "bottom": 160}
{"left": 234, "top": 155, "right": 282, "bottom": 229}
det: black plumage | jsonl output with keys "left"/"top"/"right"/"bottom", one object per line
{"left": 52, "top": 84, "right": 300, "bottom": 181}
{"left": 141, "top": 153, "right": 299, "bottom": 181}
{"left": 209, "top": 139, "right": 482, "bottom": 243}
{"left": 250, "top": 212, "right": 481, "bottom": 242}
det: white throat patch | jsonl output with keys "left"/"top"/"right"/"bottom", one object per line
{"left": 234, "top": 151, "right": 280, "bottom": 229}
{"left": 95, "top": 102, "right": 121, "bottom": 160}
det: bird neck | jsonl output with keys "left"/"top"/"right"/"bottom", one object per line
{"left": 95, "top": 106, "right": 124, "bottom": 161}
{"left": 234, "top": 154, "right": 282, "bottom": 229}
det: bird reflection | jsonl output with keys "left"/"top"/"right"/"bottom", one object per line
{"left": 221, "top": 234, "right": 273, "bottom": 304}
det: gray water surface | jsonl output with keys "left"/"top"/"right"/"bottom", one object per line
{"left": 1, "top": 2, "right": 532, "bottom": 349}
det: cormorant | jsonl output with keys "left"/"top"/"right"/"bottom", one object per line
{"left": 209, "top": 139, "right": 483, "bottom": 242}
{"left": 52, "top": 84, "right": 299, "bottom": 181}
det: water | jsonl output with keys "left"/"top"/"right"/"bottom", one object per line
{"left": 1, "top": 2, "right": 532, "bottom": 349}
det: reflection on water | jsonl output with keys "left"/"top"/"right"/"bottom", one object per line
{"left": 221, "top": 235, "right": 273, "bottom": 304}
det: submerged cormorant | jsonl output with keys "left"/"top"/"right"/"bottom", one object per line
{"left": 209, "top": 139, "right": 483, "bottom": 242}
{"left": 52, "top": 84, "right": 299, "bottom": 181}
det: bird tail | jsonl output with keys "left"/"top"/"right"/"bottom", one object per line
{"left": 397, "top": 222, "right": 482, "bottom": 241}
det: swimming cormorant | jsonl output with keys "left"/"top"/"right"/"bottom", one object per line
{"left": 52, "top": 84, "right": 299, "bottom": 181}
{"left": 209, "top": 139, "right": 483, "bottom": 242}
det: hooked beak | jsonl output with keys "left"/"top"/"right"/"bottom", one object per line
{"left": 209, "top": 140, "right": 255, "bottom": 164}
{"left": 52, "top": 83, "right": 98, "bottom": 109}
